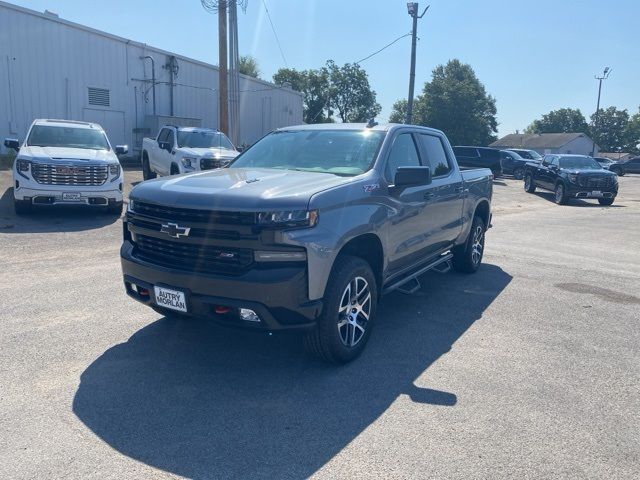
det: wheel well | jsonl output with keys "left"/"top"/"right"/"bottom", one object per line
{"left": 338, "top": 234, "right": 384, "bottom": 293}
{"left": 474, "top": 200, "right": 490, "bottom": 227}
{"left": 170, "top": 163, "right": 179, "bottom": 174}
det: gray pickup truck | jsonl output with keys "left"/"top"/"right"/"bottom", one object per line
{"left": 121, "top": 123, "right": 493, "bottom": 363}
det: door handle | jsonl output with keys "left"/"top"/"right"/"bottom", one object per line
{"left": 424, "top": 192, "right": 435, "bottom": 200}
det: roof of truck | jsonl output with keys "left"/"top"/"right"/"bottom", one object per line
{"left": 276, "top": 123, "right": 444, "bottom": 135}
{"left": 32, "top": 119, "right": 102, "bottom": 130}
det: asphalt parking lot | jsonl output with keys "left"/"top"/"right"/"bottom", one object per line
{"left": 1, "top": 170, "right": 639, "bottom": 479}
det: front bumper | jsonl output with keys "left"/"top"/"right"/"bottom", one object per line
{"left": 14, "top": 177, "right": 123, "bottom": 205}
{"left": 566, "top": 183, "right": 618, "bottom": 198}
{"left": 120, "top": 240, "right": 323, "bottom": 331}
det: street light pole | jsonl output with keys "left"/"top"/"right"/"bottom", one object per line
{"left": 405, "top": 2, "right": 429, "bottom": 125}
{"left": 591, "top": 66, "right": 611, "bottom": 156}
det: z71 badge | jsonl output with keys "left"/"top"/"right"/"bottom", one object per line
{"left": 363, "top": 183, "right": 380, "bottom": 193}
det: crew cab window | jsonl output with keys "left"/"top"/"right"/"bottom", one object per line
{"left": 550, "top": 156, "right": 559, "bottom": 166}
{"left": 419, "top": 134, "right": 451, "bottom": 177}
{"left": 385, "top": 133, "right": 421, "bottom": 181}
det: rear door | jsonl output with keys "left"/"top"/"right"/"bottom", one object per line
{"left": 416, "top": 133, "right": 464, "bottom": 251}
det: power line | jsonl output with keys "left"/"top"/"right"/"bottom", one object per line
{"left": 354, "top": 32, "right": 412, "bottom": 64}
{"left": 262, "top": 0, "right": 288, "bottom": 66}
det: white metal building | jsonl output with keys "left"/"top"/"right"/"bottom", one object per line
{"left": 0, "top": 1, "right": 303, "bottom": 155}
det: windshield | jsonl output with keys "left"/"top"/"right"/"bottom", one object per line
{"left": 559, "top": 156, "right": 602, "bottom": 170}
{"left": 27, "top": 125, "right": 110, "bottom": 150}
{"left": 511, "top": 149, "right": 542, "bottom": 160}
{"left": 230, "top": 129, "right": 385, "bottom": 176}
{"left": 177, "top": 130, "right": 235, "bottom": 150}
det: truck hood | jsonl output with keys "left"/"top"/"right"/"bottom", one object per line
{"left": 131, "top": 168, "right": 353, "bottom": 210}
{"left": 18, "top": 146, "right": 118, "bottom": 163}
{"left": 179, "top": 147, "right": 239, "bottom": 159}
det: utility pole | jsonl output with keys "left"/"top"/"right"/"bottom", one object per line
{"left": 591, "top": 66, "right": 611, "bottom": 156}
{"left": 405, "top": 2, "right": 429, "bottom": 125}
{"left": 218, "top": 1, "right": 229, "bottom": 135}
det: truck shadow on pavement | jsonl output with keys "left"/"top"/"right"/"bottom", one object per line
{"left": 73, "top": 264, "right": 511, "bottom": 479}
{"left": 0, "top": 187, "right": 121, "bottom": 233}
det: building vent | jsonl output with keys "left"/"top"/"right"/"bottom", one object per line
{"left": 88, "top": 87, "right": 110, "bottom": 107}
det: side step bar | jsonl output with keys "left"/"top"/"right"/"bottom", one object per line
{"left": 382, "top": 253, "right": 453, "bottom": 296}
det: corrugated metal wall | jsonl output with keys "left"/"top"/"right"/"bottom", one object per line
{"left": 0, "top": 1, "right": 303, "bottom": 154}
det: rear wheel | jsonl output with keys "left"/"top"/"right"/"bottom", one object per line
{"left": 142, "top": 154, "right": 156, "bottom": 180}
{"left": 524, "top": 174, "right": 536, "bottom": 193}
{"left": 598, "top": 197, "right": 615, "bottom": 206}
{"left": 304, "top": 256, "right": 377, "bottom": 364}
{"left": 14, "top": 199, "right": 32, "bottom": 215}
{"left": 452, "top": 215, "right": 485, "bottom": 274}
{"left": 554, "top": 183, "right": 568, "bottom": 205}
{"left": 513, "top": 167, "right": 525, "bottom": 180}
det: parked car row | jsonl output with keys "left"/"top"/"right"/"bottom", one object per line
{"left": 452, "top": 146, "right": 542, "bottom": 179}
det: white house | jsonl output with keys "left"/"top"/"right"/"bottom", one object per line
{"left": 490, "top": 133, "right": 599, "bottom": 156}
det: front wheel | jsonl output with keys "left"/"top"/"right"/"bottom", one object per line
{"left": 304, "top": 256, "right": 377, "bottom": 364}
{"left": 554, "top": 183, "right": 568, "bottom": 205}
{"left": 598, "top": 197, "right": 615, "bottom": 206}
{"left": 524, "top": 174, "right": 536, "bottom": 193}
{"left": 452, "top": 216, "right": 486, "bottom": 273}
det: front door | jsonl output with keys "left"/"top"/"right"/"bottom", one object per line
{"left": 384, "top": 132, "right": 440, "bottom": 274}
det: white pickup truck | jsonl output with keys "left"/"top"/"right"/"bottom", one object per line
{"left": 4, "top": 119, "right": 126, "bottom": 215}
{"left": 141, "top": 126, "right": 239, "bottom": 180}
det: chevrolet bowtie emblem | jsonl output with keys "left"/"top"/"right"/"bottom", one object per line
{"left": 160, "top": 222, "right": 191, "bottom": 238}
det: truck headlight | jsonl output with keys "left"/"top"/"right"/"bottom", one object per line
{"left": 109, "top": 163, "right": 121, "bottom": 179}
{"left": 181, "top": 157, "right": 197, "bottom": 169}
{"left": 16, "top": 159, "right": 30, "bottom": 179}
{"left": 568, "top": 173, "right": 579, "bottom": 183}
{"left": 127, "top": 199, "right": 135, "bottom": 213}
{"left": 256, "top": 209, "right": 319, "bottom": 228}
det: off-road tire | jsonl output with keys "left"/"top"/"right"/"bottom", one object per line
{"left": 598, "top": 197, "right": 615, "bottom": 206}
{"left": 452, "top": 216, "right": 486, "bottom": 274}
{"left": 554, "top": 183, "right": 568, "bottom": 205}
{"left": 14, "top": 199, "right": 32, "bottom": 215}
{"left": 304, "top": 255, "right": 377, "bottom": 364}
{"left": 524, "top": 174, "right": 536, "bottom": 193}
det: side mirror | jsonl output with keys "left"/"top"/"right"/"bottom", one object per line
{"left": 158, "top": 141, "right": 172, "bottom": 152}
{"left": 393, "top": 166, "right": 432, "bottom": 189}
{"left": 4, "top": 138, "right": 20, "bottom": 152}
{"left": 115, "top": 145, "right": 128, "bottom": 155}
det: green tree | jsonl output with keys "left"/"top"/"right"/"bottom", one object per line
{"left": 590, "top": 107, "right": 629, "bottom": 152}
{"left": 273, "top": 67, "right": 331, "bottom": 123}
{"left": 389, "top": 99, "right": 407, "bottom": 123}
{"left": 623, "top": 107, "right": 640, "bottom": 153}
{"left": 389, "top": 59, "right": 497, "bottom": 145}
{"left": 326, "top": 61, "right": 381, "bottom": 123}
{"left": 525, "top": 108, "right": 590, "bottom": 135}
{"left": 239, "top": 55, "right": 260, "bottom": 78}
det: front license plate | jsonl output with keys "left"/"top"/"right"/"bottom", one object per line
{"left": 62, "top": 192, "right": 82, "bottom": 201}
{"left": 589, "top": 190, "right": 602, "bottom": 197}
{"left": 153, "top": 286, "right": 187, "bottom": 312}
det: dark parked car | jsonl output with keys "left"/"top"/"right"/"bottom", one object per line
{"left": 523, "top": 154, "right": 618, "bottom": 205}
{"left": 452, "top": 146, "right": 502, "bottom": 177}
{"left": 593, "top": 157, "right": 617, "bottom": 170}
{"left": 499, "top": 150, "right": 529, "bottom": 179}
{"left": 609, "top": 157, "right": 640, "bottom": 176}
{"left": 506, "top": 149, "right": 543, "bottom": 162}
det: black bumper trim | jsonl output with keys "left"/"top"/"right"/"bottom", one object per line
{"left": 121, "top": 242, "right": 322, "bottom": 331}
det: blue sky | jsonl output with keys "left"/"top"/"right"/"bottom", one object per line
{"left": 9, "top": 0, "right": 640, "bottom": 136}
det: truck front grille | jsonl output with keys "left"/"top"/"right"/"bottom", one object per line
{"left": 31, "top": 163, "right": 108, "bottom": 186}
{"left": 134, "top": 201, "right": 256, "bottom": 225}
{"left": 133, "top": 234, "right": 254, "bottom": 274}
{"left": 578, "top": 175, "right": 612, "bottom": 188}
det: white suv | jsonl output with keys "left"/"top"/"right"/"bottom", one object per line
{"left": 4, "top": 119, "right": 126, "bottom": 215}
